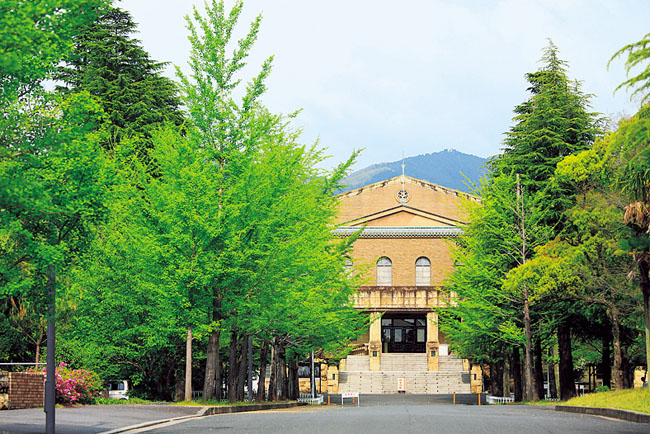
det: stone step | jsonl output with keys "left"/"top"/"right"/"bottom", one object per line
{"left": 339, "top": 370, "right": 471, "bottom": 394}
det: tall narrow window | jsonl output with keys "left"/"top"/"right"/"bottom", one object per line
{"left": 415, "top": 257, "right": 431, "bottom": 286}
{"left": 377, "top": 257, "right": 392, "bottom": 286}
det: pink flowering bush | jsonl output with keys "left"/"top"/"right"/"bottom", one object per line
{"left": 33, "top": 362, "right": 103, "bottom": 405}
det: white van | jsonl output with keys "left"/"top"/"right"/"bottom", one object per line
{"left": 108, "top": 380, "right": 129, "bottom": 400}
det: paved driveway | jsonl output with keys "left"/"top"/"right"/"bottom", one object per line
{"left": 0, "top": 396, "right": 647, "bottom": 434}
{"left": 145, "top": 398, "right": 647, "bottom": 434}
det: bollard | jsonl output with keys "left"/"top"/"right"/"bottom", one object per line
{"left": 478, "top": 393, "right": 481, "bottom": 406}
{"left": 453, "top": 392, "right": 456, "bottom": 404}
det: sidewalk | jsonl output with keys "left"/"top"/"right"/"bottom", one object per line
{"left": 0, "top": 404, "right": 202, "bottom": 434}
{"left": 0, "top": 402, "right": 307, "bottom": 434}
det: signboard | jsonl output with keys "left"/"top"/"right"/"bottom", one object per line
{"left": 341, "top": 391, "right": 359, "bottom": 407}
{"left": 397, "top": 377, "right": 406, "bottom": 392}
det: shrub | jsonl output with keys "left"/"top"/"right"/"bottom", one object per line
{"left": 32, "top": 362, "right": 103, "bottom": 405}
{"left": 594, "top": 385, "right": 610, "bottom": 393}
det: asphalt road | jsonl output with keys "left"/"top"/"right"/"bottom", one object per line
{"left": 142, "top": 396, "right": 647, "bottom": 434}
{"left": 0, "top": 396, "right": 647, "bottom": 434}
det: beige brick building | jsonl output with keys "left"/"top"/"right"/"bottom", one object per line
{"left": 333, "top": 174, "right": 483, "bottom": 394}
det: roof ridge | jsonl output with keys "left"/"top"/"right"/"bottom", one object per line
{"left": 337, "top": 175, "right": 479, "bottom": 201}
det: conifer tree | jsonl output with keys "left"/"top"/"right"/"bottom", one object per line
{"left": 56, "top": 6, "right": 184, "bottom": 161}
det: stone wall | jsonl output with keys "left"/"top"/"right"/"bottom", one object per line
{"left": 6, "top": 372, "right": 46, "bottom": 409}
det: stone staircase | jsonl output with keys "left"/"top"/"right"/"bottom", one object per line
{"left": 339, "top": 353, "right": 471, "bottom": 394}
{"left": 380, "top": 354, "right": 428, "bottom": 371}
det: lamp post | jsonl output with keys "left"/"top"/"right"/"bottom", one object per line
{"left": 45, "top": 265, "right": 56, "bottom": 434}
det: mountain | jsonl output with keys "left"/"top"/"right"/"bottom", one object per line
{"left": 341, "top": 149, "right": 487, "bottom": 194}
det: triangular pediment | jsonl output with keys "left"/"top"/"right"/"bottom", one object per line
{"left": 343, "top": 205, "right": 461, "bottom": 227}
{"left": 336, "top": 175, "right": 477, "bottom": 226}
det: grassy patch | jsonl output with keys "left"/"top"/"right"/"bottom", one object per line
{"left": 562, "top": 388, "right": 650, "bottom": 414}
{"left": 94, "top": 397, "right": 156, "bottom": 405}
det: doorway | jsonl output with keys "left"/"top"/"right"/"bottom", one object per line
{"left": 381, "top": 315, "right": 426, "bottom": 353}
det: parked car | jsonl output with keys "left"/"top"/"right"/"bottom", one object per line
{"left": 108, "top": 380, "right": 129, "bottom": 400}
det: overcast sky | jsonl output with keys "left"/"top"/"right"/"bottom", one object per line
{"left": 118, "top": 0, "right": 649, "bottom": 171}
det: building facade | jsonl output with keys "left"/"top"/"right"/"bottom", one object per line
{"left": 332, "top": 174, "right": 482, "bottom": 394}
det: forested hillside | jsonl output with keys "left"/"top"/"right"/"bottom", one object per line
{"left": 341, "top": 149, "right": 487, "bottom": 193}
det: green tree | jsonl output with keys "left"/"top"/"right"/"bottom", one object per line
{"left": 604, "top": 106, "right": 650, "bottom": 378}
{"left": 447, "top": 42, "right": 602, "bottom": 401}
{"left": 440, "top": 173, "right": 547, "bottom": 400}
{"left": 491, "top": 41, "right": 601, "bottom": 400}
{"left": 55, "top": 6, "right": 184, "bottom": 161}
{"left": 610, "top": 32, "right": 650, "bottom": 104}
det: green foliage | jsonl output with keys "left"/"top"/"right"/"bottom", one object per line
{"left": 57, "top": 0, "right": 365, "bottom": 401}
{"left": 0, "top": 0, "right": 107, "bottom": 101}
{"left": 595, "top": 385, "right": 610, "bottom": 393}
{"left": 610, "top": 32, "right": 650, "bottom": 104}
{"left": 440, "top": 173, "right": 544, "bottom": 360}
{"left": 55, "top": 6, "right": 184, "bottom": 159}
{"left": 443, "top": 43, "right": 605, "bottom": 386}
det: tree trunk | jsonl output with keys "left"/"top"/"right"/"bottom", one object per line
{"left": 185, "top": 327, "right": 192, "bottom": 401}
{"left": 228, "top": 330, "right": 239, "bottom": 402}
{"left": 557, "top": 322, "right": 575, "bottom": 400}
{"left": 237, "top": 334, "right": 248, "bottom": 402}
{"left": 203, "top": 328, "right": 220, "bottom": 400}
{"left": 610, "top": 308, "right": 624, "bottom": 390}
{"left": 275, "top": 342, "right": 287, "bottom": 401}
{"left": 512, "top": 346, "right": 523, "bottom": 402}
{"left": 600, "top": 333, "right": 612, "bottom": 389}
{"left": 268, "top": 341, "right": 277, "bottom": 401}
{"left": 534, "top": 337, "right": 544, "bottom": 400}
{"left": 639, "top": 258, "right": 650, "bottom": 377}
{"left": 215, "top": 344, "right": 222, "bottom": 401}
{"left": 622, "top": 352, "right": 635, "bottom": 388}
{"left": 490, "top": 360, "right": 504, "bottom": 396}
{"left": 522, "top": 294, "right": 535, "bottom": 401}
{"left": 487, "top": 362, "right": 496, "bottom": 395}
{"left": 287, "top": 359, "right": 299, "bottom": 400}
{"left": 257, "top": 340, "right": 269, "bottom": 402}
{"left": 549, "top": 344, "right": 558, "bottom": 399}
{"left": 516, "top": 175, "right": 535, "bottom": 402}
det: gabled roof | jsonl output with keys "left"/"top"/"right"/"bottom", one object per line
{"left": 337, "top": 175, "right": 479, "bottom": 202}
{"left": 335, "top": 175, "right": 478, "bottom": 227}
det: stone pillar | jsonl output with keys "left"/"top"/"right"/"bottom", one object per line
{"left": 427, "top": 311, "right": 439, "bottom": 371}
{"left": 369, "top": 312, "right": 382, "bottom": 371}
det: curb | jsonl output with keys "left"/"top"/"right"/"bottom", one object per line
{"left": 100, "top": 402, "right": 306, "bottom": 434}
{"left": 555, "top": 405, "right": 650, "bottom": 424}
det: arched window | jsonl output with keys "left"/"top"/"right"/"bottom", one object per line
{"left": 377, "top": 257, "right": 392, "bottom": 286}
{"left": 415, "top": 257, "right": 431, "bottom": 286}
